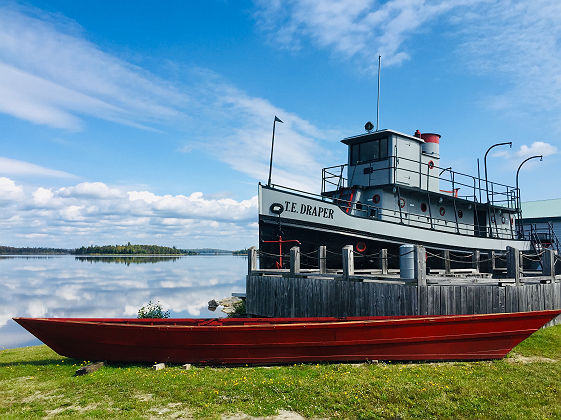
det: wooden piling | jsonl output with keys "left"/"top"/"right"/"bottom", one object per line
{"left": 443, "top": 250, "right": 451, "bottom": 274}
{"left": 542, "top": 249, "right": 555, "bottom": 281}
{"left": 290, "top": 246, "right": 300, "bottom": 274}
{"left": 472, "top": 250, "right": 480, "bottom": 273}
{"left": 318, "top": 246, "right": 327, "bottom": 274}
{"left": 248, "top": 246, "right": 257, "bottom": 274}
{"left": 506, "top": 246, "right": 521, "bottom": 285}
{"left": 342, "top": 245, "right": 354, "bottom": 280}
{"left": 379, "top": 249, "right": 388, "bottom": 275}
{"left": 415, "top": 245, "right": 427, "bottom": 286}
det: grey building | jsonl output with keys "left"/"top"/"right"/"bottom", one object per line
{"left": 521, "top": 198, "right": 561, "bottom": 252}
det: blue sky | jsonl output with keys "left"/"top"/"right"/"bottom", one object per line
{"left": 0, "top": 0, "right": 559, "bottom": 249}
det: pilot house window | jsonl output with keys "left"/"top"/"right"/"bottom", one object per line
{"left": 350, "top": 138, "right": 388, "bottom": 165}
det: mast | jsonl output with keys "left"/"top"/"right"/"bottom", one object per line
{"left": 376, "top": 55, "right": 381, "bottom": 131}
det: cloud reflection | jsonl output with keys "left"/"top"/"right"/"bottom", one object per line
{"left": 0, "top": 255, "right": 247, "bottom": 349}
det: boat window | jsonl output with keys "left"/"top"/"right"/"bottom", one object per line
{"left": 350, "top": 137, "right": 388, "bottom": 165}
{"left": 380, "top": 138, "right": 388, "bottom": 159}
{"left": 351, "top": 144, "right": 360, "bottom": 165}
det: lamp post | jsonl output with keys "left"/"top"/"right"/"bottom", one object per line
{"left": 516, "top": 154, "right": 543, "bottom": 211}
{"left": 484, "top": 141, "right": 512, "bottom": 204}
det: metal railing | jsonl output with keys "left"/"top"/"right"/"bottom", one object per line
{"left": 272, "top": 183, "right": 517, "bottom": 240}
{"left": 321, "top": 156, "right": 519, "bottom": 210}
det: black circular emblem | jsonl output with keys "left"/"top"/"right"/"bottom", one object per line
{"left": 270, "top": 203, "right": 284, "bottom": 215}
{"left": 365, "top": 121, "right": 374, "bottom": 131}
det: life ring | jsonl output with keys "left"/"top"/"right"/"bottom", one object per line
{"left": 439, "top": 207, "right": 446, "bottom": 216}
{"left": 491, "top": 215, "right": 496, "bottom": 223}
{"left": 373, "top": 194, "right": 380, "bottom": 204}
{"left": 399, "top": 198, "right": 406, "bottom": 208}
{"left": 420, "top": 202, "right": 427, "bottom": 212}
{"left": 356, "top": 241, "right": 366, "bottom": 253}
{"left": 270, "top": 203, "right": 284, "bottom": 215}
{"left": 510, "top": 217, "right": 514, "bottom": 224}
{"left": 428, "top": 160, "right": 435, "bottom": 169}
{"left": 502, "top": 216, "right": 506, "bottom": 224}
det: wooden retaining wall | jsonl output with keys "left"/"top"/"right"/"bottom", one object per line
{"left": 246, "top": 275, "right": 561, "bottom": 326}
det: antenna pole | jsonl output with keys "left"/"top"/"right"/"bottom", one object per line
{"left": 376, "top": 55, "right": 381, "bottom": 131}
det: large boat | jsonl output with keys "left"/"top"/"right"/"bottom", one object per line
{"left": 259, "top": 128, "right": 556, "bottom": 269}
{"left": 13, "top": 310, "right": 560, "bottom": 364}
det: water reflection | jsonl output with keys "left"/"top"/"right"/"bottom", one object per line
{"left": 75, "top": 256, "right": 182, "bottom": 265}
{"left": 0, "top": 255, "right": 247, "bottom": 350}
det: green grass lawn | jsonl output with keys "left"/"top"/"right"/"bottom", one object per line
{"left": 1, "top": 326, "right": 561, "bottom": 419}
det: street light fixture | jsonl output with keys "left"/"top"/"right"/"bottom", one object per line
{"left": 484, "top": 142, "right": 512, "bottom": 204}
{"left": 516, "top": 154, "right": 543, "bottom": 212}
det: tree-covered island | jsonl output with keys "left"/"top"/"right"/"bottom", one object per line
{"left": 73, "top": 243, "right": 192, "bottom": 255}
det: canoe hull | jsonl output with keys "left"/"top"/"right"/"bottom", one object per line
{"left": 13, "top": 310, "right": 561, "bottom": 364}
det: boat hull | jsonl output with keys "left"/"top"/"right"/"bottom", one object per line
{"left": 258, "top": 184, "right": 530, "bottom": 269}
{"left": 13, "top": 310, "right": 560, "bottom": 364}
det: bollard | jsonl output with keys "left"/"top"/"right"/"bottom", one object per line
{"left": 290, "top": 246, "right": 300, "bottom": 274}
{"left": 342, "top": 245, "right": 354, "bottom": 280}
{"left": 318, "top": 246, "right": 327, "bottom": 274}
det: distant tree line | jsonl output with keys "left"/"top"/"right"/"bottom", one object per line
{"left": 232, "top": 249, "right": 250, "bottom": 255}
{"left": 0, "top": 243, "right": 249, "bottom": 256}
{"left": 0, "top": 246, "right": 70, "bottom": 255}
{"left": 73, "top": 243, "right": 189, "bottom": 255}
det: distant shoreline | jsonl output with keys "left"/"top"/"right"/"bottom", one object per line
{"left": 0, "top": 244, "right": 249, "bottom": 256}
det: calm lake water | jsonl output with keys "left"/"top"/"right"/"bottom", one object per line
{"left": 0, "top": 255, "right": 247, "bottom": 350}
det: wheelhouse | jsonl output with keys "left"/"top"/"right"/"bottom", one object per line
{"left": 321, "top": 129, "right": 519, "bottom": 240}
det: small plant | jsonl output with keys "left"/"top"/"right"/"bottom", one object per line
{"left": 227, "top": 299, "right": 246, "bottom": 318}
{"left": 137, "top": 300, "right": 170, "bottom": 319}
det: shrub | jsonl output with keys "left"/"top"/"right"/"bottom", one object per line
{"left": 137, "top": 300, "right": 170, "bottom": 319}
{"left": 227, "top": 299, "right": 246, "bottom": 318}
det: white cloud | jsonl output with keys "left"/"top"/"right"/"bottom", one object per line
{"left": 494, "top": 141, "right": 557, "bottom": 161}
{"left": 0, "top": 156, "right": 75, "bottom": 178}
{"left": 516, "top": 142, "right": 557, "bottom": 159}
{"left": 254, "top": 0, "right": 480, "bottom": 69}
{"left": 58, "top": 182, "right": 122, "bottom": 199}
{"left": 0, "top": 5, "right": 334, "bottom": 192}
{"left": 456, "top": 0, "right": 561, "bottom": 115}
{"left": 254, "top": 0, "right": 561, "bottom": 122}
{"left": 0, "top": 4, "right": 187, "bottom": 130}
{"left": 0, "top": 178, "right": 258, "bottom": 248}
{"left": 0, "top": 177, "right": 23, "bottom": 201}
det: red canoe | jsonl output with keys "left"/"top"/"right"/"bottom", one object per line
{"left": 13, "top": 310, "right": 560, "bottom": 364}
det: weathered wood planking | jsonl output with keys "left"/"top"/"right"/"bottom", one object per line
{"left": 246, "top": 275, "right": 561, "bottom": 326}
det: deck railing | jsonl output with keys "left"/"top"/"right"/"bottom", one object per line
{"left": 321, "top": 156, "right": 519, "bottom": 211}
